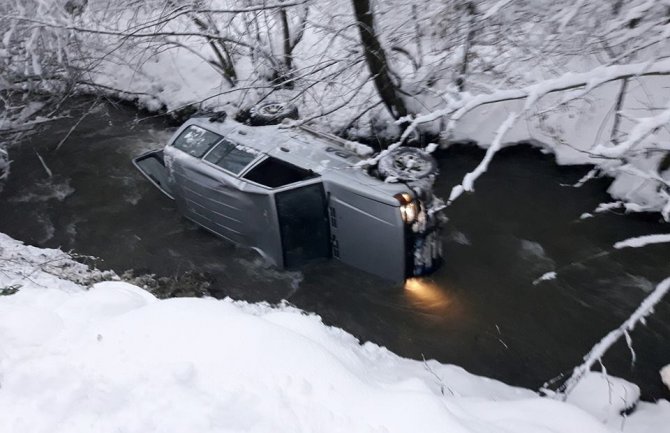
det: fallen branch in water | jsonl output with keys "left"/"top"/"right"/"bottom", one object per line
{"left": 558, "top": 276, "right": 670, "bottom": 399}
{"left": 54, "top": 99, "right": 99, "bottom": 152}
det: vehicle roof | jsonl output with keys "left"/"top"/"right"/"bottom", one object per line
{"left": 184, "top": 117, "right": 410, "bottom": 204}
{"left": 187, "top": 117, "right": 356, "bottom": 169}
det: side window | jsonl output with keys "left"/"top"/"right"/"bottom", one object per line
{"left": 172, "top": 125, "right": 221, "bottom": 158}
{"left": 243, "top": 157, "right": 316, "bottom": 188}
{"left": 204, "top": 139, "right": 258, "bottom": 174}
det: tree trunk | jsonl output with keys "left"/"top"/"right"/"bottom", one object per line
{"left": 610, "top": 77, "right": 628, "bottom": 145}
{"left": 351, "top": 0, "right": 408, "bottom": 120}
{"left": 279, "top": 8, "right": 293, "bottom": 73}
{"left": 457, "top": 2, "right": 477, "bottom": 92}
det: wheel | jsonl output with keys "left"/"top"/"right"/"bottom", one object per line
{"left": 377, "top": 147, "right": 438, "bottom": 181}
{"left": 248, "top": 101, "right": 299, "bottom": 126}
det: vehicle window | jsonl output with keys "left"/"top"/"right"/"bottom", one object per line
{"left": 204, "top": 139, "right": 258, "bottom": 174}
{"left": 171, "top": 125, "right": 222, "bottom": 158}
{"left": 243, "top": 157, "right": 316, "bottom": 188}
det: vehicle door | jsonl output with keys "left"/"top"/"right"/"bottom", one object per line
{"left": 324, "top": 183, "right": 407, "bottom": 282}
{"left": 242, "top": 156, "right": 330, "bottom": 268}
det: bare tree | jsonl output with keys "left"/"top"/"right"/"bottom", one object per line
{"left": 351, "top": 0, "right": 408, "bottom": 120}
{"left": 278, "top": 3, "right": 309, "bottom": 87}
{"left": 456, "top": 2, "right": 477, "bottom": 91}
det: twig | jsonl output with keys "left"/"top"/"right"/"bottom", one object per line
{"left": 35, "top": 151, "right": 52, "bottom": 177}
{"left": 54, "top": 98, "right": 99, "bottom": 152}
{"left": 422, "top": 354, "right": 455, "bottom": 396}
{"left": 559, "top": 276, "right": 670, "bottom": 399}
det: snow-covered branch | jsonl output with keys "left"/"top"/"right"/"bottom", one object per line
{"left": 447, "top": 112, "right": 518, "bottom": 204}
{"left": 614, "top": 234, "right": 670, "bottom": 249}
{"left": 423, "top": 58, "right": 670, "bottom": 138}
{"left": 592, "top": 101, "right": 670, "bottom": 158}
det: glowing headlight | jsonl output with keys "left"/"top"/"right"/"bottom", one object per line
{"left": 400, "top": 202, "right": 419, "bottom": 223}
{"left": 395, "top": 193, "right": 419, "bottom": 224}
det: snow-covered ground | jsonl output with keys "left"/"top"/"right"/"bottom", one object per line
{"left": 1, "top": 233, "right": 669, "bottom": 433}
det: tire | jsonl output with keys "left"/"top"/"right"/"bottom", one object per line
{"left": 377, "top": 147, "right": 438, "bottom": 181}
{"left": 248, "top": 101, "right": 299, "bottom": 126}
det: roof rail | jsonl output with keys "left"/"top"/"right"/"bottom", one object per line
{"left": 298, "top": 124, "right": 374, "bottom": 157}
{"left": 298, "top": 124, "right": 348, "bottom": 147}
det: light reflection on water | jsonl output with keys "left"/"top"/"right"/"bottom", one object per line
{"left": 404, "top": 277, "right": 451, "bottom": 311}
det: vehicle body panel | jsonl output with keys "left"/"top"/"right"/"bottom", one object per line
{"left": 165, "top": 145, "right": 285, "bottom": 266}
{"left": 133, "top": 149, "right": 174, "bottom": 199}
{"left": 324, "top": 181, "right": 406, "bottom": 281}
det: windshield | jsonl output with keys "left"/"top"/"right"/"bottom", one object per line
{"left": 171, "top": 125, "right": 222, "bottom": 158}
{"left": 204, "top": 138, "right": 259, "bottom": 174}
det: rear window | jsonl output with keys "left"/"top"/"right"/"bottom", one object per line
{"left": 204, "top": 139, "right": 258, "bottom": 174}
{"left": 244, "top": 157, "right": 316, "bottom": 188}
{"left": 172, "top": 125, "right": 221, "bottom": 158}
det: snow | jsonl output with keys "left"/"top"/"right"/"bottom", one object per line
{"left": 557, "top": 0, "right": 587, "bottom": 32}
{"left": 662, "top": 365, "right": 670, "bottom": 392}
{"left": 1, "top": 233, "right": 669, "bottom": 433}
{"left": 597, "top": 201, "right": 624, "bottom": 213}
{"left": 533, "top": 271, "right": 557, "bottom": 285}
{"left": 566, "top": 373, "right": 640, "bottom": 424}
{"left": 614, "top": 234, "right": 670, "bottom": 249}
{"left": 481, "top": 0, "right": 512, "bottom": 20}
{"left": 409, "top": 58, "right": 670, "bottom": 137}
{"left": 592, "top": 102, "right": 670, "bottom": 159}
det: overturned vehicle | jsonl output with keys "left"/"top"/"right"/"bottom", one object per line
{"left": 133, "top": 104, "right": 444, "bottom": 282}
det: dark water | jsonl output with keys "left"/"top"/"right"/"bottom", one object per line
{"left": 2, "top": 101, "right": 669, "bottom": 400}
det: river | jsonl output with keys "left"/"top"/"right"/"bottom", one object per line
{"left": 1, "top": 100, "right": 669, "bottom": 400}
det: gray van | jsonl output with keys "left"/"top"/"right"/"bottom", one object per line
{"left": 133, "top": 109, "right": 443, "bottom": 281}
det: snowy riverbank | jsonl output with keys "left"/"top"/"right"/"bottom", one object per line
{"left": 1, "top": 232, "right": 669, "bottom": 432}
{"left": 2, "top": 1, "right": 669, "bottom": 217}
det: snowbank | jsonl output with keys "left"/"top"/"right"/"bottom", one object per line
{"left": 447, "top": 76, "right": 670, "bottom": 215}
{"left": 1, "top": 233, "right": 669, "bottom": 433}
{"left": 567, "top": 373, "right": 640, "bottom": 422}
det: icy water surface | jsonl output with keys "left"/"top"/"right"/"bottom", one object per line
{"left": 2, "top": 101, "right": 669, "bottom": 400}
